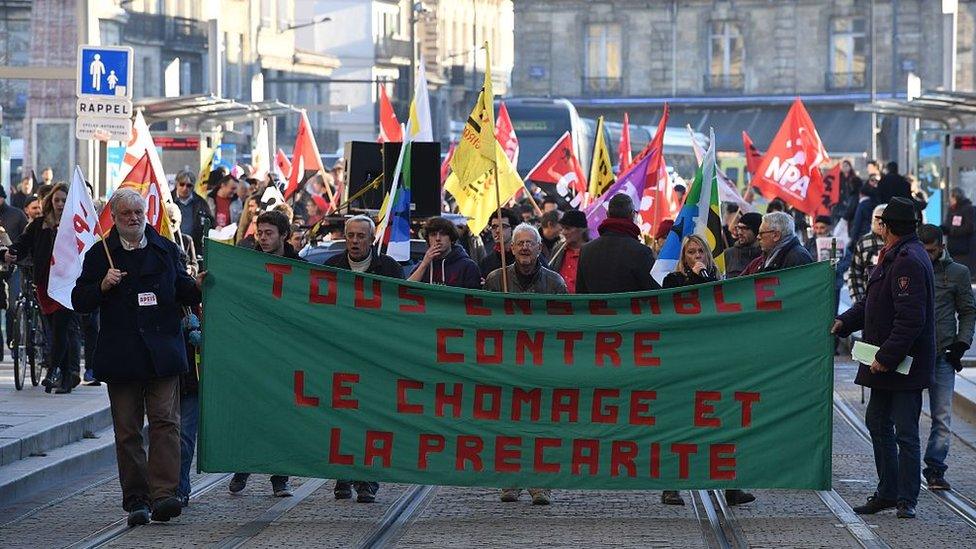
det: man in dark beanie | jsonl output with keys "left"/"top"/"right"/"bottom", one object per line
{"left": 724, "top": 211, "right": 762, "bottom": 278}
{"left": 833, "top": 196, "right": 936, "bottom": 519}
{"left": 576, "top": 194, "right": 657, "bottom": 293}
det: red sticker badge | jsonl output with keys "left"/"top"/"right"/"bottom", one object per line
{"left": 898, "top": 276, "right": 910, "bottom": 291}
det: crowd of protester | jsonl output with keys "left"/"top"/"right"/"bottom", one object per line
{"left": 5, "top": 154, "right": 972, "bottom": 523}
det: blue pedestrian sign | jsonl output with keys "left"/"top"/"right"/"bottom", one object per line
{"left": 77, "top": 45, "right": 133, "bottom": 99}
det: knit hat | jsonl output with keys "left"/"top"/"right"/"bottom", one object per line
{"left": 738, "top": 212, "right": 762, "bottom": 234}
{"left": 814, "top": 215, "right": 833, "bottom": 225}
{"left": 558, "top": 209, "right": 587, "bottom": 229}
{"left": 880, "top": 196, "right": 918, "bottom": 223}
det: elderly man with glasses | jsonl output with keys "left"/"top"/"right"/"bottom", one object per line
{"left": 173, "top": 171, "right": 213, "bottom": 254}
{"left": 741, "top": 211, "right": 814, "bottom": 275}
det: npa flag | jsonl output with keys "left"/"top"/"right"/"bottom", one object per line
{"left": 618, "top": 112, "right": 633, "bottom": 174}
{"left": 378, "top": 86, "right": 403, "bottom": 143}
{"left": 525, "top": 131, "right": 588, "bottom": 209}
{"left": 652, "top": 129, "right": 726, "bottom": 284}
{"left": 444, "top": 43, "right": 523, "bottom": 234}
{"left": 587, "top": 116, "right": 615, "bottom": 203}
{"left": 583, "top": 152, "right": 654, "bottom": 239}
{"left": 117, "top": 111, "right": 170, "bottom": 202}
{"left": 753, "top": 99, "right": 830, "bottom": 215}
{"left": 98, "top": 152, "right": 173, "bottom": 240}
{"left": 285, "top": 111, "right": 326, "bottom": 200}
{"left": 48, "top": 166, "right": 97, "bottom": 309}
{"left": 742, "top": 131, "right": 763, "bottom": 177}
{"left": 495, "top": 101, "right": 519, "bottom": 168}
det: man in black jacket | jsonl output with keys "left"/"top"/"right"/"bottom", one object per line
{"left": 576, "top": 194, "right": 657, "bottom": 293}
{"left": 877, "top": 161, "right": 912, "bottom": 205}
{"left": 322, "top": 213, "right": 395, "bottom": 503}
{"left": 740, "top": 212, "right": 814, "bottom": 275}
{"left": 72, "top": 189, "right": 204, "bottom": 526}
{"left": 174, "top": 170, "right": 213, "bottom": 255}
{"left": 324, "top": 215, "right": 403, "bottom": 279}
{"left": 833, "top": 197, "right": 936, "bottom": 519}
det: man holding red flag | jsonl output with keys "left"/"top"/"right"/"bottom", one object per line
{"left": 752, "top": 99, "right": 831, "bottom": 215}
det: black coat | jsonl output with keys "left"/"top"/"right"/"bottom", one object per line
{"left": 576, "top": 228, "right": 658, "bottom": 294}
{"left": 175, "top": 193, "right": 213, "bottom": 254}
{"left": 0, "top": 202, "right": 28, "bottom": 241}
{"left": 324, "top": 250, "right": 405, "bottom": 279}
{"left": 876, "top": 173, "right": 911, "bottom": 205}
{"left": 837, "top": 235, "right": 936, "bottom": 391}
{"left": 741, "top": 235, "right": 814, "bottom": 275}
{"left": 72, "top": 226, "right": 201, "bottom": 383}
{"left": 942, "top": 198, "right": 976, "bottom": 259}
{"left": 663, "top": 269, "right": 718, "bottom": 288}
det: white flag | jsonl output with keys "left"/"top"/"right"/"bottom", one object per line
{"left": 251, "top": 119, "right": 270, "bottom": 180}
{"left": 49, "top": 166, "right": 98, "bottom": 309}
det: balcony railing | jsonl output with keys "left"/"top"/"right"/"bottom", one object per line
{"left": 826, "top": 71, "right": 866, "bottom": 90}
{"left": 123, "top": 12, "right": 207, "bottom": 49}
{"left": 704, "top": 73, "right": 744, "bottom": 92}
{"left": 375, "top": 36, "right": 412, "bottom": 62}
{"left": 581, "top": 76, "right": 623, "bottom": 97}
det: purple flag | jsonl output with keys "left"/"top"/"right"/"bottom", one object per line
{"left": 583, "top": 152, "right": 655, "bottom": 239}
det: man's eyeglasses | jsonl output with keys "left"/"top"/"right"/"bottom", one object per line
{"left": 757, "top": 229, "right": 777, "bottom": 236}
{"left": 177, "top": 181, "right": 193, "bottom": 188}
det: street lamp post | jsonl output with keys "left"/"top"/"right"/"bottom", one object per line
{"left": 943, "top": 0, "right": 958, "bottom": 91}
{"left": 408, "top": 3, "right": 427, "bottom": 98}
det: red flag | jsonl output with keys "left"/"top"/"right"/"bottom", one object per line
{"left": 378, "top": 86, "right": 403, "bottom": 144}
{"left": 639, "top": 105, "right": 678, "bottom": 232}
{"left": 742, "top": 131, "right": 763, "bottom": 176}
{"left": 618, "top": 112, "right": 633, "bottom": 174}
{"left": 525, "top": 131, "right": 587, "bottom": 209}
{"left": 816, "top": 162, "right": 843, "bottom": 216}
{"left": 285, "top": 112, "right": 326, "bottom": 200}
{"left": 274, "top": 148, "right": 292, "bottom": 181}
{"left": 495, "top": 102, "right": 519, "bottom": 167}
{"left": 97, "top": 152, "right": 169, "bottom": 237}
{"left": 440, "top": 141, "right": 456, "bottom": 184}
{"left": 752, "top": 98, "right": 830, "bottom": 215}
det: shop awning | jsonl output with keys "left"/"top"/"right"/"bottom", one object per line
{"left": 134, "top": 94, "right": 302, "bottom": 124}
{"left": 855, "top": 90, "right": 976, "bottom": 128}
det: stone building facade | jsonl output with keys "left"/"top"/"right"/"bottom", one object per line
{"left": 512, "top": 0, "right": 976, "bottom": 160}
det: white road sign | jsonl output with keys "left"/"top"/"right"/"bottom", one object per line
{"left": 76, "top": 116, "right": 133, "bottom": 142}
{"left": 76, "top": 96, "right": 132, "bottom": 118}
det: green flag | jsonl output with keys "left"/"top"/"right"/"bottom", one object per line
{"left": 199, "top": 243, "right": 834, "bottom": 490}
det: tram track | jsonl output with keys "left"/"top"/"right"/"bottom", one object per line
{"left": 833, "top": 391, "right": 976, "bottom": 530}
{"left": 358, "top": 484, "right": 438, "bottom": 548}
{"left": 65, "top": 472, "right": 231, "bottom": 549}
{"left": 689, "top": 489, "right": 746, "bottom": 549}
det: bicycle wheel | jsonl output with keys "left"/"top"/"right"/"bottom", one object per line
{"left": 31, "top": 307, "right": 47, "bottom": 386}
{"left": 12, "top": 301, "right": 25, "bottom": 390}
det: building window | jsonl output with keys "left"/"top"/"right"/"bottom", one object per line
{"left": 707, "top": 21, "right": 744, "bottom": 91}
{"left": 829, "top": 18, "right": 867, "bottom": 89}
{"left": 583, "top": 23, "right": 622, "bottom": 96}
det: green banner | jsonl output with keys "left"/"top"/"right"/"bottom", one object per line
{"left": 199, "top": 243, "right": 834, "bottom": 490}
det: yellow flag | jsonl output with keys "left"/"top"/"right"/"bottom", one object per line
{"left": 587, "top": 116, "right": 615, "bottom": 200}
{"left": 446, "top": 41, "right": 522, "bottom": 234}
{"left": 477, "top": 42, "right": 496, "bottom": 162}
{"left": 195, "top": 149, "right": 215, "bottom": 199}
{"left": 445, "top": 140, "right": 524, "bottom": 235}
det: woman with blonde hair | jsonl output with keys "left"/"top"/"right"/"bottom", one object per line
{"left": 662, "top": 234, "right": 718, "bottom": 288}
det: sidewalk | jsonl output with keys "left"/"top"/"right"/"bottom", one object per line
{"left": 0, "top": 360, "right": 113, "bottom": 506}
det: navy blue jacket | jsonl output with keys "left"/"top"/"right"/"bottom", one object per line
{"left": 837, "top": 234, "right": 936, "bottom": 391}
{"left": 415, "top": 243, "right": 481, "bottom": 289}
{"left": 72, "top": 226, "right": 201, "bottom": 383}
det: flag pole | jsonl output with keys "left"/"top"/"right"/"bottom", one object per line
{"left": 94, "top": 217, "right": 115, "bottom": 270}
{"left": 493, "top": 166, "right": 508, "bottom": 293}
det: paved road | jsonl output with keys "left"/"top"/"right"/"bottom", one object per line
{"left": 1, "top": 359, "right": 975, "bottom": 548}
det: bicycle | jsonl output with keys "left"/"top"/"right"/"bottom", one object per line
{"left": 11, "top": 262, "right": 47, "bottom": 390}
